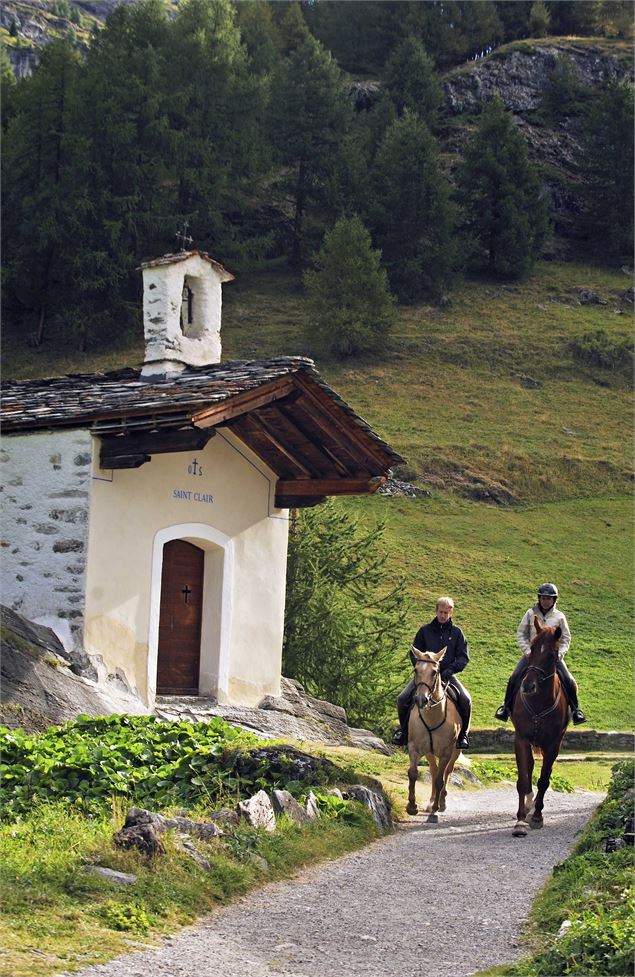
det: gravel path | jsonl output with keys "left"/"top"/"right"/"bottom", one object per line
{"left": 63, "top": 786, "right": 600, "bottom": 977}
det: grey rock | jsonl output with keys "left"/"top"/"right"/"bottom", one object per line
{"left": 124, "top": 807, "right": 224, "bottom": 841}
{"left": 237, "top": 791, "right": 276, "bottom": 833}
{"left": 578, "top": 288, "right": 607, "bottom": 305}
{"left": 0, "top": 605, "right": 148, "bottom": 731}
{"left": 271, "top": 789, "right": 311, "bottom": 825}
{"left": 305, "top": 791, "right": 321, "bottom": 821}
{"left": 344, "top": 785, "right": 393, "bottom": 835}
{"left": 84, "top": 865, "right": 138, "bottom": 886}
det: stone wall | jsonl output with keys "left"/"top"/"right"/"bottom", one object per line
{"left": 1, "top": 430, "right": 93, "bottom": 654}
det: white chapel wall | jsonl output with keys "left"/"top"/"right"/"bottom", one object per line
{"left": 85, "top": 429, "right": 289, "bottom": 706}
{"left": 0, "top": 429, "right": 92, "bottom": 652}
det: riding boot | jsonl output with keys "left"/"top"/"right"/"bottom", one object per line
{"left": 495, "top": 658, "right": 528, "bottom": 721}
{"left": 556, "top": 661, "right": 586, "bottom": 725}
{"left": 391, "top": 684, "right": 414, "bottom": 745}
{"left": 451, "top": 677, "right": 471, "bottom": 750}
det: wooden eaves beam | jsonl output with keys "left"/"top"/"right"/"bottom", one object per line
{"left": 275, "top": 476, "right": 386, "bottom": 508}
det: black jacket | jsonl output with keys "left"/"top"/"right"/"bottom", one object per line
{"left": 410, "top": 617, "right": 469, "bottom": 679}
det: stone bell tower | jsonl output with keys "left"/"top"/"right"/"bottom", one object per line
{"left": 139, "top": 250, "right": 234, "bottom": 380}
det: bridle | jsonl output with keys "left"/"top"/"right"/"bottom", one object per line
{"left": 520, "top": 642, "right": 562, "bottom": 739}
{"left": 413, "top": 666, "right": 450, "bottom": 751}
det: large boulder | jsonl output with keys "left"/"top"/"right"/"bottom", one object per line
{"left": 0, "top": 605, "right": 149, "bottom": 731}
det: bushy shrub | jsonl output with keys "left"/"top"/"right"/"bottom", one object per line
{"left": 570, "top": 329, "right": 633, "bottom": 372}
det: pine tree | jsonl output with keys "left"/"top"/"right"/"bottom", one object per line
{"left": 167, "top": 0, "right": 266, "bottom": 263}
{"left": 456, "top": 97, "right": 549, "bottom": 278}
{"left": 370, "top": 113, "right": 457, "bottom": 301}
{"left": 2, "top": 41, "right": 81, "bottom": 344}
{"left": 283, "top": 501, "right": 408, "bottom": 733}
{"left": 528, "top": 1, "right": 551, "bottom": 37}
{"left": 578, "top": 79, "right": 634, "bottom": 259}
{"left": 303, "top": 215, "right": 396, "bottom": 357}
{"left": 382, "top": 35, "right": 441, "bottom": 128}
{"left": 268, "top": 8, "right": 351, "bottom": 265}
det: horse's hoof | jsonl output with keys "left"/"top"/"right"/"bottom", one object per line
{"left": 529, "top": 817, "right": 543, "bottom": 830}
{"left": 438, "top": 799, "right": 446, "bottom": 812}
{"left": 406, "top": 804, "right": 418, "bottom": 816}
{"left": 512, "top": 821, "right": 529, "bottom": 837}
{"left": 426, "top": 813, "right": 439, "bottom": 824}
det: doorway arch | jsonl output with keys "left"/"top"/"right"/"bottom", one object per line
{"left": 147, "top": 523, "right": 233, "bottom": 705}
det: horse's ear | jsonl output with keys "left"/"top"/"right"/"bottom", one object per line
{"left": 534, "top": 616, "right": 543, "bottom": 633}
{"left": 554, "top": 626, "right": 562, "bottom": 641}
{"left": 412, "top": 646, "right": 426, "bottom": 660}
{"left": 433, "top": 646, "right": 448, "bottom": 662}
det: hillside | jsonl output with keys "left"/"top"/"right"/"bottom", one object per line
{"left": 4, "top": 261, "right": 633, "bottom": 731}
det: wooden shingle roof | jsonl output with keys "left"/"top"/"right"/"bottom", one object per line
{"left": 1, "top": 357, "right": 403, "bottom": 508}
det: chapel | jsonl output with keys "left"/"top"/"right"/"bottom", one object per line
{"left": 1, "top": 250, "right": 402, "bottom": 709}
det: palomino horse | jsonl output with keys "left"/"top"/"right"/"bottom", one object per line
{"left": 511, "top": 618, "right": 570, "bottom": 837}
{"left": 406, "top": 647, "right": 462, "bottom": 821}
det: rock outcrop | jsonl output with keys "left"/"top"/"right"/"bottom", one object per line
{"left": 0, "top": 605, "right": 149, "bottom": 731}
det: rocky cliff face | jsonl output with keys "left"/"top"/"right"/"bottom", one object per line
{"left": 440, "top": 41, "right": 633, "bottom": 250}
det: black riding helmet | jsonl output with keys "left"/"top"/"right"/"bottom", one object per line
{"left": 537, "top": 582, "right": 559, "bottom": 599}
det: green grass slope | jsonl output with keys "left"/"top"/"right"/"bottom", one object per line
{"left": 3, "top": 261, "right": 633, "bottom": 730}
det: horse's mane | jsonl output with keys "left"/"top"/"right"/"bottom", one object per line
{"left": 529, "top": 625, "right": 559, "bottom": 653}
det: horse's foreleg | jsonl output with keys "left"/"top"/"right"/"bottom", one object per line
{"left": 406, "top": 747, "right": 419, "bottom": 816}
{"left": 424, "top": 754, "right": 439, "bottom": 813}
{"left": 434, "top": 749, "right": 458, "bottom": 813}
{"left": 513, "top": 737, "right": 534, "bottom": 836}
{"left": 529, "top": 742, "right": 562, "bottom": 828}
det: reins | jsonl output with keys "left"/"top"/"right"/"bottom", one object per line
{"left": 414, "top": 677, "right": 450, "bottom": 752}
{"left": 520, "top": 660, "right": 562, "bottom": 743}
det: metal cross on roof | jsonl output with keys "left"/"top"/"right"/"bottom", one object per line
{"left": 175, "top": 221, "right": 194, "bottom": 252}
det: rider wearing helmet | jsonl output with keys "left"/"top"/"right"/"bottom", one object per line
{"left": 495, "top": 583, "right": 586, "bottom": 725}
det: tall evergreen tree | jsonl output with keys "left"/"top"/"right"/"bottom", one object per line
{"left": 303, "top": 215, "right": 396, "bottom": 357}
{"left": 456, "top": 97, "right": 549, "bottom": 277}
{"left": 578, "top": 79, "right": 634, "bottom": 259}
{"left": 382, "top": 35, "right": 441, "bottom": 127}
{"left": 269, "top": 7, "right": 351, "bottom": 265}
{"left": 65, "top": 0, "right": 172, "bottom": 347}
{"left": 2, "top": 41, "right": 81, "bottom": 343}
{"left": 167, "top": 0, "right": 266, "bottom": 262}
{"left": 370, "top": 113, "right": 457, "bottom": 301}
{"left": 283, "top": 501, "right": 408, "bottom": 733}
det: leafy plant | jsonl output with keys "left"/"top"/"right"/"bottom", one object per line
{"left": 102, "top": 900, "right": 152, "bottom": 934}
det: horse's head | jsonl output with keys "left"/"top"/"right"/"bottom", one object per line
{"left": 412, "top": 646, "right": 447, "bottom": 708}
{"left": 523, "top": 618, "right": 561, "bottom": 695}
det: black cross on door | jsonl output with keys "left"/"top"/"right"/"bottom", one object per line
{"left": 181, "top": 585, "right": 192, "bottom": 605}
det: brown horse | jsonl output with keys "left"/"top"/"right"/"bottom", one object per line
{"left": 511, "top": 618, "right": 570, "bottom": 837}
{"left": 406, "top": 647, "right": 462, "bottom": 821}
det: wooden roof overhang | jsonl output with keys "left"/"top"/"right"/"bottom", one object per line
{"left": 1, "top": 358, "right": 403, "bottom": 509}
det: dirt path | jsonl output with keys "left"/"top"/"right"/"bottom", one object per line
{"left": 62, "top": 786, "right": 600, "bottom": 977}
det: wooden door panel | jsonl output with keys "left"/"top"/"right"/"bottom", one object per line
{"left": 157, "top": 540, "right": 204, "bottom": 694}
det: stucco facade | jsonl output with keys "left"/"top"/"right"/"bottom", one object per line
{"left": 85, "top": 428, "right": 288, "bottom": 706}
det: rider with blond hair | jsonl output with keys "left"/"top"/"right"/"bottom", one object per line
{"left": 392, "top": 596, "right": 472, "bottom": 749}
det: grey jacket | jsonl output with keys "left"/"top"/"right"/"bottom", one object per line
{"left": 517, "top": 603, "right": 571, "bottom": 659}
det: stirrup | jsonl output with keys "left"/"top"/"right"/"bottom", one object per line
{"left": 391, "top": 729, "right": 407, "bottom": 745}
{"left": 494, "top": 705, "right": 509, "bottom": 722}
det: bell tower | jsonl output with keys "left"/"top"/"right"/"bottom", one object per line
{"left": 139, "top": 250, "right": 234, "bottom": 380}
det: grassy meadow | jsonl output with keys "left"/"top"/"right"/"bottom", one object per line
{"left": 3, "top": 260, "right": 633, "bottom": 730}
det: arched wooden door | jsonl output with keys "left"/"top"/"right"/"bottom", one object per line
{"left": 157, "top": 539, "right": 204, "bottom": 695}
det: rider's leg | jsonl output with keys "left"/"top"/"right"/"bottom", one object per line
{"left": 392, "top": 680, "right": 415, "bottom": 745}
{"left": 495, "top": 657, "right": 529, "bottom": 721}
{"left": 449, "top": 676, "right": 471, "bottom": 749}
{"left": 556, "top": 659, "right": 586, "bottom": 724}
